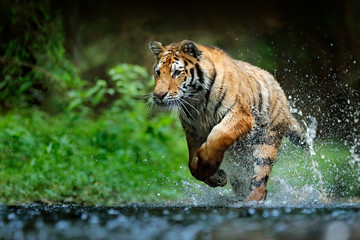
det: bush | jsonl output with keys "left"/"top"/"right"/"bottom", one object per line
{"left": 0, "top": 107, "right": 189, "bottom": 205}
{"left": 66, "top": 63, "right": 150, "bottom": 113}
{"left": 0, "top": 61, "right": 192, "bottom": 204}
{"left": 0, "top": 0, "right": 84, "bottom": 111}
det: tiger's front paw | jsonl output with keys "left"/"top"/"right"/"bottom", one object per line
{"left": 194, "top": 144, "right": 224, "bottom": 180}
{"left": 204, "top": 169, "right": 227, "bottom": 187}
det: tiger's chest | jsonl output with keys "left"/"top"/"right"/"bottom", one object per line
{"left": 179, "top": 110, "right": 217, "bottom": 141}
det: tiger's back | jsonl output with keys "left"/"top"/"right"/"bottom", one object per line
{"left": 149, "top": 40, "right": 309, "bottom": 201}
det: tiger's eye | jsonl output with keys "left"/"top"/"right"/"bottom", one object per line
{"left": 173, "top": 70, "right": 182, "bottom": 78}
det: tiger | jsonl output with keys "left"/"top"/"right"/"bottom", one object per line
{"left": 148, "top": 40, "right": 311, "bottom": 201}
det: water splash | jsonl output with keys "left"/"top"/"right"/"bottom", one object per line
{"left": 306, "top": 116, "right": 317, "bottom": 156}
{"left": 266, "top": 177, "right": 324, "bottom": 205}
{"left": 180, "top": 180, "right": 235, "bottom": 206}
{"left": 177, "top": 114, "right": 360, "bottom": 206}
{"left": 349, "top": 141, "right": 360, "bottom": 168}
{"left": 180, "top": 175, "right": 330, "bottom": 208}
{"left": 305, "top": 117, "right": 329, "bottom": 203}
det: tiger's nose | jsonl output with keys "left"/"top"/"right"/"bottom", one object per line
{"left": 154, "top": 92, "right": 167, "bottom": 100}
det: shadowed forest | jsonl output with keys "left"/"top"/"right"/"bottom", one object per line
{"left": 0, "top": 0, "right": 359, "bottom": 204}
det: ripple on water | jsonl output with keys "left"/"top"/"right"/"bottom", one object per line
{"left": 1, "top": 204, "right": 360, "bottom": 240}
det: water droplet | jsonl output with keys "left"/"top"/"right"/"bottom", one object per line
{"left": 56, "top": 220, "right": 70, "bottom": 230}
{"left": 7, "top": 213, "right": 17, "bottom": 220}
{"left": 262, "top": 210, "right": 270, "bottom": 218}
{"left": 248, "top": 209, "right": 256, "bottom": 215}
{"left": 81, "top": 212, "right": 88, "bottom": 220}
{"left": 271, "top": 209, "right": 280, "bottom": 217}
{"left": 107, "top": 209, "right": 120, "bottom": 215}
{"left": 324, "top": 221, "right": 350, "bottom": 240}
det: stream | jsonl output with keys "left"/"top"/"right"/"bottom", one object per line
{"left": 1, "top": 203, "right": 360, "bottom": 240}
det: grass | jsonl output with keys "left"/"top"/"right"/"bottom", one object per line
{"left": 0, "top": 108, "right": 190, "bottom": 205}
{"left": 0, "top": 108, "right": 358, "bottom": 205}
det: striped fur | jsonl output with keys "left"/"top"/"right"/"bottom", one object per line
{"left": 149, "top": 40, "right": 310, "bottom": 201}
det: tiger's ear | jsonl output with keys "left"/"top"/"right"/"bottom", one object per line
{"left": 149, "top": 41, "right": 165, "bottom": 58}
{"left": 180, "top": 40, "right": 202, "bottom": 59}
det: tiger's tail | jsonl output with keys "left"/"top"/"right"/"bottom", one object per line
{"left": 286, "top": 116, "right": 317, "bottom": 150}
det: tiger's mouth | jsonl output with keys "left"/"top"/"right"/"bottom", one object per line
{"left": 152, "top": 92, "right": 199, "bottom": 121}
{"left": 153, "top": 93, "right": 181, "bottom": 107}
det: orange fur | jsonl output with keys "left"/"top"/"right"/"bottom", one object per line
{"left": 149, "top": 40, "right": 308, "bottom": 201}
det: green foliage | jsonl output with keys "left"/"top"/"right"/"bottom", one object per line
{"left": 0, "top": 108, "right": 189, "bottom": 205}
{"left": 67, "top": 64, "right": 150, "bottom": 112}
{"left": 0, "top": 57, "right": 192, "bottom": 204}
{"left": 0, "top": 0, "right": 84, "bottom": 111}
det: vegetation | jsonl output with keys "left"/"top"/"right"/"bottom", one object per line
{"left": 0, "top": 62, "right": 191, "bottom": 205}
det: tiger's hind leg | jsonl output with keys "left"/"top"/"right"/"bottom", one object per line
{"left": 246, "top": 140, "right": 282, "bottom": 202}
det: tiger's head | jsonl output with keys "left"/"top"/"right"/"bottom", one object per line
{"left": 149, "top": 40, "right": 203, "bottom": 110}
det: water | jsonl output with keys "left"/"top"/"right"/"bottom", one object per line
{"left": 1, "top": 203, "right": 360, "bottom": 240}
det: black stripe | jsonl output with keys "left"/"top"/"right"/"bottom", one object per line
{"left": 254, "top": 80, "right": 262, "bottom": 111}
{"left": 253, "top": 175, "right": 269, "bottom": 187}
{"left": 189, "top": 68, "right": 195, "bottom": 84}
{"left": 183, "top": 57, "right": 195, "bottom": 65}
{"left": 214, "top": 88, "right": 227, "bottom": 118}
{"left": 258, "top": 91, "right": 263, "bottom": 112}
{"left": 187, "top": 84, "right": 197, "bottom": 89}
{"left": 263, "top": 80, "right": 271, "bottom": 114}
{"left": 269, "top": 112, "right": 282, "bottom": 129}
{"left": 180, "top": 119, "right": 196, "bottom": 133}
{"left": 195, "top": 84, "right": 203, "bottom": 91}
{"left": 195, "top": 64, "right": 204, "bottom": 84}
{"left": 218, "top": 79, "right": 225, "bottom": 96}
{"left": 219, "top": 95, "right": 238, "bottom": 121}
{"left": 203, "top": 69, "right": 216, "bottom": 112}
{"left": 209, "top": 60, "right": 217, "bottom": 82}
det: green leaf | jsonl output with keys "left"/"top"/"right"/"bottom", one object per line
{"left": 67, "top": 98, "right": 82, "bottom": 111}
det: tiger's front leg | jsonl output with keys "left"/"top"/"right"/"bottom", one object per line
{"left": 188, "top": 107, "right": 253, "bottom": 188}
{"left": 193, "top": 140, "right": 228, "bottom": 187}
